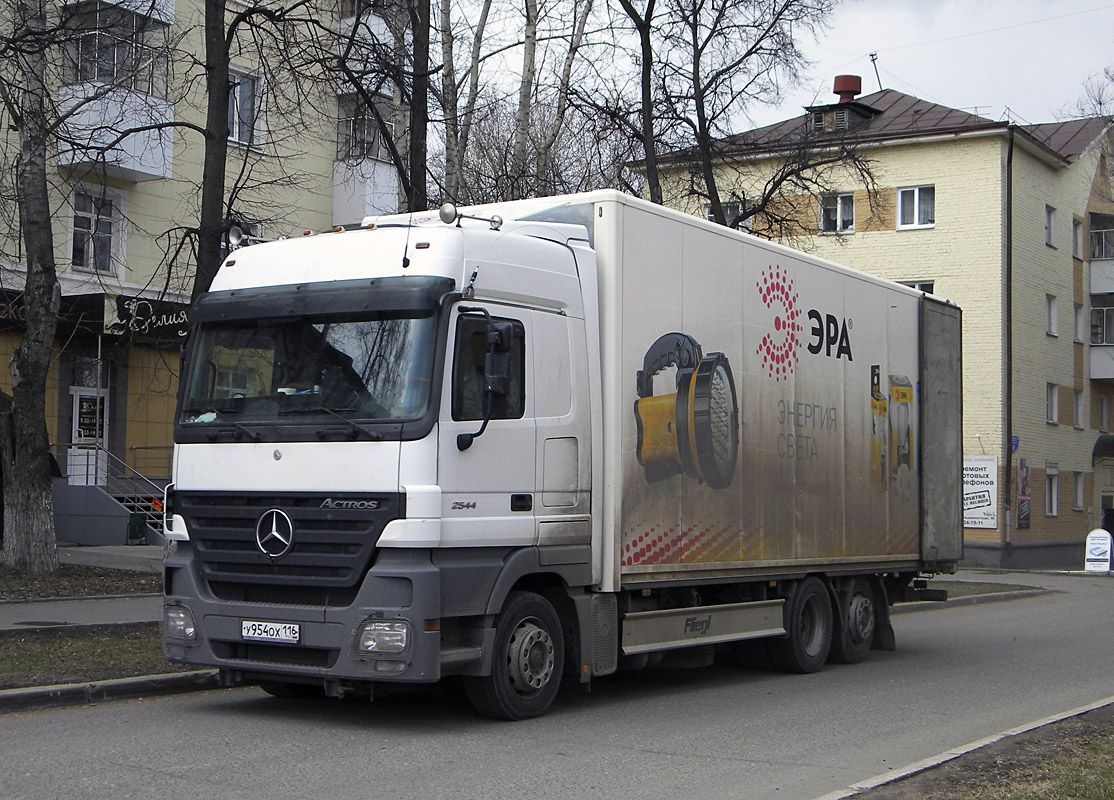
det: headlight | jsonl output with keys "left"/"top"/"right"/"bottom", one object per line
{"left": 354, "top": 619, "right": 411, "bottom": 656}
{"left": 163, "top": 605, "right": 197, "bottom": 641}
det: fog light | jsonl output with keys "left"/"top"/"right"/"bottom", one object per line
{"left": 355, "top": 620, "right": 410, "bottom": 656}
{"left": 163, "top": 605, "right": 197, "bottom": 642}
{"left": 374, "top": 660, "right": 407, "bottom": 674}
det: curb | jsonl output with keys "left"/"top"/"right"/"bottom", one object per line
{"left": 891, "top": 587, "right": 1049, "bottom": 614}
{"left": 0, "top": 670, "right": 220, "bottom": 714}
{"left": 812, "top": 694, "right": 1114, "bottom": 800}
{"left": 0, "top": 593, "right": 161, "bottom": 607}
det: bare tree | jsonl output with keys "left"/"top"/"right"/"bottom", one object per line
{"left": 657, "top": 0, "right": 833, "bottom": 227}
{"left": 0, "top": 0, "right": 63, "bottom": 574}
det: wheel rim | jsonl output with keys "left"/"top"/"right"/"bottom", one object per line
{"left": 800, "top": 594, "right": 825, "bottom": 657}
{"left": 507, "top": 618, "right": 554, "bottom": 695}
{"left": 848, "top": 592, "right": 875, "bottom": 644}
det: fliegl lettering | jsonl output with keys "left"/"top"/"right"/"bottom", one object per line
{"left": 807, "top": 309, "right": 853, "bottom": 360}
{"left": 683, "top": 615, "right": 712, "bottom": 636}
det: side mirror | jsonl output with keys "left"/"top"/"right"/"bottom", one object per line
{"left": 457, "top": 310, "right": 513, "bottom": 450}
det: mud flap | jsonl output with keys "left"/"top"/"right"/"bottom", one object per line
{"left": 869, "top": 576, "right": 896, "bottom": 652}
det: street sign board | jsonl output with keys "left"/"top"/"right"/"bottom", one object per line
{"left": 1084, "top": 529, "right": 1112, "bottom": 573}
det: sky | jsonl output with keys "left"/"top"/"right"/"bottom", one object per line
{"left": 742, "top": 0, "right": 1114, "bottom": 130}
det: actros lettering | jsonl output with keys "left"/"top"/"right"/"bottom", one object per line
{"left": 806, "top": 310, "right": 853, "bottom": 360}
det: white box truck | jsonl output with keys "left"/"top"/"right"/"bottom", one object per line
{"left": 161, "top": 190, "right": 962, "bottom": 719}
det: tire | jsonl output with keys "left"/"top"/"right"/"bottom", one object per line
{"left": 768, "top": 577, "right": 833, "bottom": 674}
{"left": 829, "top": 577, "right": 876, "bottom": 665}
{"left": 258, "top": 681, "right": 323, "bottom": 698}
{"left": 464, "top": 591, "right": 565, "bottom": 720}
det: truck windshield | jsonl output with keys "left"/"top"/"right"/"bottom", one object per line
{"left": 179, "top": 311, "right": 438, "bottom": 425}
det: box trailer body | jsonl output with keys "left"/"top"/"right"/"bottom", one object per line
{"left": 162, "top": 191, "right": 962, "bottom": 718}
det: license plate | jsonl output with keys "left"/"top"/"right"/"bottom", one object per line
{"left": 241, "top": 620, "right": 300, "bottom": 644}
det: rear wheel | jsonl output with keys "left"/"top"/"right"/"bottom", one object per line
{"left": 768, "top": 577, "right": 833, "bottom": 674}
{"left": 464, "top": 591, "right": 565, "bottom": 720}
{"left": 829, "top": 578, "right": 876, "bottom": 664}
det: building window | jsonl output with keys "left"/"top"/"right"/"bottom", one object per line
{"left": 1045, "top": 466, "right": 1059, "bottom": 517}
{"left": 1102, "top": 396, "right": 1110, "bottom": 432}
{"left": 1092, "top": 213, "right": 1114, "bottom": 259}
{"left": 1075, "top": 303, "right": 1085, "bottom": 343}
{"left": 228, "top": 70, "right": 259, "bottom": 145}
{"left": 337, "top": 94, "right": 393, "bottom": 161}
{"left": 703, "top": 200, "right": 751, "bottom": 231}
{"left": 833, "top": 108, "right": 848, "bottom": 130}
{"left": 820, "top": 193, "right": 854, "bottom": 233}
{"left": 1075, "top": 389, "right": 1084, "bottom": 428}
{"left": 1046, "top": 383, "right": 1058, "bottom": 424}
{"left": 1073, "top": 471, "right": 1085, "bottom": 510}
{"left": 1074, "top": 219, "right": 1084, "bottom": 259}
{"left": 62, "top": 2, "right": 170, "bottom": 98}
{"left": 899, "top": 279, "right": 935, "bottom": 294}
{"left": 1045, "top": 205, "right": 1056, "bottom": 247}
{"left": 810, "top": 111, "right": 824, "bottom": 131}
{"left": 1046, "top": 294, "right": 1057, "bottom": 336}
{"left": 1091, "top": 306, "right": 1114, "bottom": 344}
{"left": 71, "top": 189, "right": 118, "bottom": 274}
{"left": 340, "top": 0, "right": 382, "bottom": 17}
{"left": 897, "top": 185, "right": 934, "bottom": 229}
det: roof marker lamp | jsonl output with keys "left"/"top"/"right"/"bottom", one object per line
{"left": 634, "top": 332, "right": 739, "bottom": 489}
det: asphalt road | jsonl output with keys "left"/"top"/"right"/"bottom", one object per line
{"left": 1, "top": 570, "right": 1111, "bottom": 800}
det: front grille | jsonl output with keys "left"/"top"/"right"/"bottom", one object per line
{"left": 213, "top": 641, "right": 337, "bottom": 668}
{"left": 179, "top": 491, "right": 402, "bottom": 593}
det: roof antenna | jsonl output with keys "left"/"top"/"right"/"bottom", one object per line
{"left": 869, "top": 53, "right": 882, "bottom": 92}
{"left": 402, "top": 190, "right": 416, "bottom": 269}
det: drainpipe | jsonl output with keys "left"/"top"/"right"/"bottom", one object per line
{"left": 1003, "top": 127, "right": 1015, "bottom": 556}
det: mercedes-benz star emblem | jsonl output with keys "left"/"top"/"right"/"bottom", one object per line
{"left": 256, "top": 508, "right": 294, "bottom": 558}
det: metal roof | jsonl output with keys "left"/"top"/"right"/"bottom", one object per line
{"left": 679, "top": 89, "right": 1109, "bottom": 164}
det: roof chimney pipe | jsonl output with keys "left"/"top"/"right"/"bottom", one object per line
{"left": 833, "top": 75, "right": 862, "bottom": 103}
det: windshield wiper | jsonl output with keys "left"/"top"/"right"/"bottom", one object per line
{"left": 201, "top": 408, "right": 261, "bottom": 442}
{"left": 283, "top": 406, "right": 382, "bottom": 440}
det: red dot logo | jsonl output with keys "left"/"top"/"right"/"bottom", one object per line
{"left": 756, "top": 265, "right": 801, "bottom": 382}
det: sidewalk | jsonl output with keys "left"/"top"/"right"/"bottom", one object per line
{"left": 58, "top": 543, "right": 163, "bottom": 573}
{"left": 0, "top": 543, "right": 164, "bottom": 632}
{"left": 0, "top": 595, "right": 162, "bottom": 631}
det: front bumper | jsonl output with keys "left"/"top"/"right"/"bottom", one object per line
{"left": 162, "top": 546, "right": 455, "bottom": 685}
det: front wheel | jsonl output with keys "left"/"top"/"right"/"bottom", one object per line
{"left": 768, "top": 576, "right": 833, "bottom": 674}
{"left": 464, "top": 591, "right": 565, "bottom": 720}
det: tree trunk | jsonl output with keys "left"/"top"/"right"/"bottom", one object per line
{"left": 192, "top": 0, "right": 232, "bottom": 304}
{"left": 2, "top": 0, "right": 61, "bottom": 575}
{"left": 439, "top": 0, "right": 460, "bottom": 200}
{"left": 617, "top": 0, "right": 661, "bottom": 204}
{"left": 408, "top": 0, "right": 430, "bottom": 211}
{"left": 535, "top": 0, "right": 593, "bottom": 196}
{"left": 510, "top": 0, "right": 538, "bottom": 199}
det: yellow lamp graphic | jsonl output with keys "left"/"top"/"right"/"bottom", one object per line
{"left": 634, "top": 333, "right": 739, "bottom": 489}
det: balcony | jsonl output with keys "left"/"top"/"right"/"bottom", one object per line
{"left": 58, "top": 85, "right": 174, "bottom": 182}
{"left": 1092, "top": 345, "right": 1114, "bottom": 381}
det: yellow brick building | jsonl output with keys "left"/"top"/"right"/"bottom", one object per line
{"left": 0, "top": 0, "right": 398, "bottom": 543}
{"left": 662, "top": 81, "right": 1114, "bottom": 568}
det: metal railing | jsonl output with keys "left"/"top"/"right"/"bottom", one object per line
{"left": 128, "top": 445, "right": 173, "bottom": 486}
{"left": 51, "top": 443, "right": 166, "bottom": 535}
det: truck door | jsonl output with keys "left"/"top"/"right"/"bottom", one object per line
{"left": 438, "top": 306, "right": 536, "bottom": 546}
{"left": 533, "top": 312, "right": 591, "bottom": 546}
